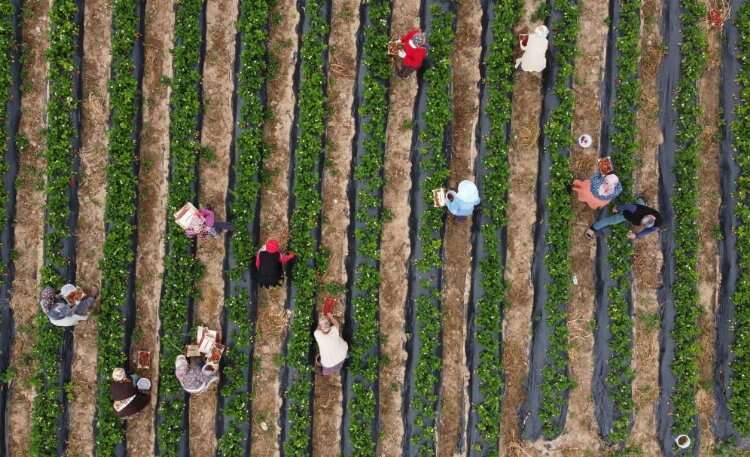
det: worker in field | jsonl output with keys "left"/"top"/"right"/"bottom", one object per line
{"left": 569, "top": 172, "right": 622, "bottom": 210}
{"left": 586, "top": 198, "right": 662, "bottom": 240}
{"left": 255, "top": 239, "right": 296, "bottom": 287}
{"left": 111, "top": 368, "right": 150, "bottom": 419}
{"left": 393, "top": 28, "right": 428, "bottom": 78}
{"left": 174, "top": 355, "right": 219, "bottom": 395}
{"left": 184, "top": 207, "right": 233, "bottom": 239}
{"left": 445, "top": 180, "right": 480, "bottom": 219}
{"left": 516, "top": 25, "right": 549, "bottom": 72}
{"left": 314, "top": 300, "right": 348, "bottom": 376}
{"left": 39, "top": 283, "right": 98, "bottom": 327}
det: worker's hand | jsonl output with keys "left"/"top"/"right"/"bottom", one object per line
{"left": 612, "top": 206, "right": 619, "bottom": 213}
{"left": 627, "top": 231, "right": 636, "bottom": 240}
{"left": 398, "top": 50, "right": 406, "bottom": 58}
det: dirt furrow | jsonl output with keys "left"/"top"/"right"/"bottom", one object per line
{"left": 497, "top": 2, "right": 542, "bottom": 455}
{"left": 375, "top": 0, "right": 419, "bottom": 454}
{"left": 534, "top": 0, "right": 608, "bottom": 451}
{"left": 125, "top": 0, "right": 174, "bottom": 454}
{"left": 435, "top": 0, "right": 482, "bottom": 454}
{"left": 628, "top": 0, "right": 663, "bottom": 453}
{"left": 311, "top": 0, "right": 358, "bottom": 452}
{"left": 5, "top": 0, "right": 50, "bottom": 453}
{"left": 65, "top": 1, "right": 112, "bottom": 454}
{"left": 187, "top": 0, "right": 237, "bottom": 454}
{"left": 248, "top": 0, "right": 299, "bottom": 452}
{"left": 696, "top": 3, "right": 721, "bottom": 453}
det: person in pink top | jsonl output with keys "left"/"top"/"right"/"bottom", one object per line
{"left": 184, "top": 207, "right": 233, "bottom": 239}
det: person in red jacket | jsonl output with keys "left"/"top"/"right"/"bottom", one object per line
{"left": 255, "top": 239, "right": 296, "bottom": 287}
{"left": 396, "top": 28, "right": 428, "bottom": 77}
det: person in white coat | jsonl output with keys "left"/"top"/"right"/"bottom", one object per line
{"left": 515, "top": 25, "right": 549, "bottom": 72}
{"left": 445, "top": 180, "right": 481, "bottom": 219}
{"left": 314, "top": 312, "right": 348, "bottom": 375}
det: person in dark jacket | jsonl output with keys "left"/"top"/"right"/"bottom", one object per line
{"left": 395, "top": 29, "right": 428, "bottom": 77}
{"left": 110, "top": 368, "right": 149, "bottom": 419}
{"left": 255, "top": 239, "right": 296, "bottom": 287}
{"left": 586, "top": 198, "right": 662, "bottom": 240}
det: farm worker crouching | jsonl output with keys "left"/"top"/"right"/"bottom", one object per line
{"left": 446, "top": 180, "right": 480, "bottom": 219}
{"left": 184, "top": 207, "right": 233, "bottom": 239}
{"left": 586, "top": 198, "right": 662, "bottom": 240}
{"left": 175, "top": 355, "right": 218, "bottom": 395}
{"left": 255, "top": 239, "right": 296, "bottom": 287}
{"left": 396, "top": 29, "right": 428, "bottom": 78}
{"left": 515, "top": 25, "right": 549, "bottom": 72}
{"left": 111, "top": 368, "right": 150, "bottom": 419}
{"left": 569, "top": 171, "right": 622, "bottom": 210}
{"left": 39, "top": 283, "right": 98, "bottom": 327}
{"left": 314, "top": 309, "right": 348, "bottom": 376}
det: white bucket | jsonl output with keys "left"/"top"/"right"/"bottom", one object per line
{"left": 136, "top": 377, "right": 151, "bottom": 391}
{"left": 578, "top": 134, "right": 592, "bottom": 148}
{"left": 675, "top": 434, "right": 691, "bottom": 449}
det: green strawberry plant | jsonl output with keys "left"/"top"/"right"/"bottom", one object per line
{"left": 472, "top": 0, "right": 518, "bottom": 453}
{"left": 94, "top": 0, "right": 141, "bottom": 454}
{"left": 156, "top": 0, "right": 205, "bottom": 454}
{"left": 602, "top": 0, "right": 641, "bottom": 445}
{"left": 0, "top": 0, "right": 14, "bottom": 265}
{"left": 666, "top": 0, "right": 706, "bottom": 447}
{"left": 345, "top": 0, "right": 391, "bottom": 453}
{"left": 538, "top": 0, "right": 578, "bottom": 439}
{"left": 410, "top": 5, "right": 454, "bottom": 456}
{"left": 217, "top": 0, "right": 271, "bottom": 453}
{"left": 32, "top": 0, "right": 81, "bottom": 454}
{"left": 728, "top": 0, "right": 750, "bottom": 438}
{"left": 283, "top": 0, "right": 329, "bottom": 454}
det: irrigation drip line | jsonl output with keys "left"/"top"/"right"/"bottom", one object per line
{"left": 0, "top": 0, "right": 22, "bottom": 453}
{"left": 716, "top": 0, "right": 748, "bottom": 447}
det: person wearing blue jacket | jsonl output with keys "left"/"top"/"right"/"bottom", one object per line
{"left": 445, "top": 180, "right": 480, "bottom": 219}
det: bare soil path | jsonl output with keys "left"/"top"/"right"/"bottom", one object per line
{"left": 628, "top": 0, "right": 664, "bottom": 453}
{"left": 696, "top": 5, "right": 721, "bottom": 453}
{"left": 497, "top": 1, "right": 543, "bottom": 455}
{"left": 375, "top": 0, "right": 419, "bottom": 454}
{"left": 65, "top": 1, "right": 112, "bottom": 454}
{"left": 248, "top": 0, "right": 299, "bottom": 453}
{"left": 5, "top": 0, "right": 50, "bottom": 453}
{"left": 435, "top": 0, "right": 482, "bottom": 453}
{"left": 125, "top": 0, "right": 174, "bottom": 454}
{"left": 530, "top": 0, "right": 609, "bottom": 452}
{"left": 311, "top": 0, "right": 358, "bottom": 452}
{"left": 187, "top": 0, "right": 238, "bottom": 454}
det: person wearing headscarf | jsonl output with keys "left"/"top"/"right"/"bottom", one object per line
{"left": 396, "top": 28, "right": 428, "bottom": 77}
{"left": 570, "top": 171, "right": 622, "bottom": 209}
{"left": 184, "top": 207, "right": 233, "bottom": 239}
{"left": 174, "top": 355, "right": 219, "bottom": 394}
{"left": 586, "top": 198, "right": 662, "bottom": 240}
{"left": 445, "top": 180, "right": 481, "bottom": 219}
{"left": 110, "top": 367, "right": 150, "bottom": 419}
{"left": 516, "top": 25, "right": 549, "bottom": 72}
{"left": 39, "top": 284, "right": 98, "bottom": 327}
{"left": 314, "top": 310, "right": 348, "bottom": 376}
{"left": 255, "top": 239, "right": 296, "bottom": 287}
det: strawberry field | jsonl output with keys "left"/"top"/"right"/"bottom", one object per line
{"left": 1, "top": 0, "right": 749, "bottom": 455}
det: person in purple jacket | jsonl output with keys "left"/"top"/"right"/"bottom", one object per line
{"left": 585, "top": 197, "right": 662, "bottom": 240}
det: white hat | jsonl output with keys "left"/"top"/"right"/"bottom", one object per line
{"left": 534, "top": 25, "right": 549, "bottom": 38}
{"left": 60, "top": 284, "right": 77, "bottom": 299}
{"left": 112, "top": 367, "right": 126, "bottom": 382}
{"left": 456, "top": 180, "right": 480, "bottom": 204}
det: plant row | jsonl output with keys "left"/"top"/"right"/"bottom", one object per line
{"left": 32, "top": 0, "right": 81, "bottom": 454}
{"left": 602, "top": 0, "right": 641, "bottom": 445}
{"left": 283, "top": 0, "right": 329, "bottom": 453}
{"left": 345, "top": 0, "right": 391, "bottom": 454}
{"left": 729, "top": 0, "right": 750, "bottom": 437}
{"left": 0, "top": 0, "right": 14, "bottom": 270}
{"left": 156, "top": 0, "right": 205, "bottom": 453}
{"left": 471, "top": 0, "right": 518, "bottom": 454}
{"left": 94, "top": 0, "right": 141, "bottom": 454}
{"left": 217, "top": 0, "right": 271, "bottom": 454}
{"left": 410, "top": 5, "right": 454, "bottom": 456}
{"left": 537, "top": 0, "right": 579, "bottom": 439}
{"left": 667, "top": 0, "right": 706, "bottom": 447}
